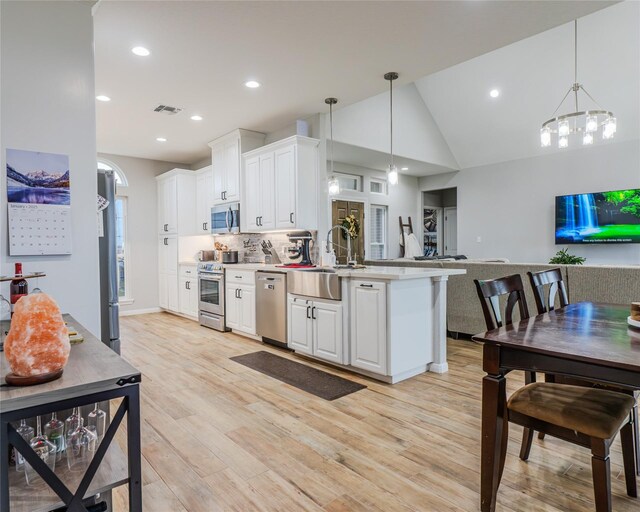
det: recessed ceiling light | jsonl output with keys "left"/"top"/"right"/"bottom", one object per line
{"left": 244, "top": 80, "right": 261, "bottom": 89}
{"left": 401, "top": 167, "right": 409, "bottom": 171}
{"left": 156, "top": 137, "right": 167, "bottom": 142}
{"left": 131, "top": 46, "right": 151, "bottom": 57}
{"left": 489, "top": 89, "right": 500, "bottom": 98}
{"left": 190, "top": 115, "right": 203, "bottom": 121}
{"left": 96, "top": 95, "right": 111, "bottom": 102}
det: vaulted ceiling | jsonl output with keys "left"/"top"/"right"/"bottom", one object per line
{"left": 93, "top": 0, "right": 615, "bottom": 164}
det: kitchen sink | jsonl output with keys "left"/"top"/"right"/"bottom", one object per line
{"left": 287, "top": 268, "right": 342, "bottom": 300}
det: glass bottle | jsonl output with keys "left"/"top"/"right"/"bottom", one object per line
{"left": 44, "top": 412, "right": 65, "bottom": 462}
{"left": 25, "top": 416, "right": 56, "bottom": 486}
{"left": 66, "top": 417, "right": 97, "bottom": 472}
{"left": 14, "top": 419, "right": 34, "bottom": 472}
{"left": 64, "top": 407, "right": 81, "bottom": 436}
{"left": 9, "top": 262, "right": 28, "bottom": 316}
{"left": 88, "top": 403, "right": 107, "bottom": 443}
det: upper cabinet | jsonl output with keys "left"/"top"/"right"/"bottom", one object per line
{"left": 195, "top": 165, "right": 214, "bottom": 234}
{"left": 157, "top": 169, "right": 196, "bottom": 235}
{"left": 241, "top": 135, "right": 319, "bottom": 233}
{"left": 208, "top": 129, "right": 265, "bottom": 205}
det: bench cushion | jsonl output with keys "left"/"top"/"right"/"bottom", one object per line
{"left": 507, "top": 383, "right": 635, "bottom": 439}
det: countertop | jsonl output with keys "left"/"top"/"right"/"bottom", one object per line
{"left": 1, "top": 315, "right": 140, "bottom": 413}
{"left": 221, "top": 263, "right": 466, "bottom": 281}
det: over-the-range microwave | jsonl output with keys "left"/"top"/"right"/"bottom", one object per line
{"left": 210, "top": 202, "right": 240, "bottom": 235}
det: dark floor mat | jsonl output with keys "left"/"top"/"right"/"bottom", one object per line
{"left": 230, "top": 351, "right": 366, "bottom": 400}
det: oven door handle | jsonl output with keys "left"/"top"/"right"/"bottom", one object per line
{"left": 199, "top": 275, "right": 223, "bottom": 281}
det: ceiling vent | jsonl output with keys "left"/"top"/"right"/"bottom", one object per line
{"left": 153, "top": 104, "right": 183, "bottom": 115}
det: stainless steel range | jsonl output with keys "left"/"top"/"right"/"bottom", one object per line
{"left": 197, "top": 262, "right": 229, "bottom": 332}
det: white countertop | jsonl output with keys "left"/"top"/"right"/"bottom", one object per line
{"left": 222, "top": 263, "right": 466, "bottom": 281}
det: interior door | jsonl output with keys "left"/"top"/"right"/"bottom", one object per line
{"left": 331, "top": 200, "right": 365, "bottom": 264}
{"left": 444, "top": 207, "right": 458, "bottom": 255}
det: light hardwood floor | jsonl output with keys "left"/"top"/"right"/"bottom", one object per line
{"left": 112, "top": 312, "right": 637, "bottom": 511}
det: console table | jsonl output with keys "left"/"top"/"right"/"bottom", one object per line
{"left": 0, "top": 315, "right": 142, "bottom": 512}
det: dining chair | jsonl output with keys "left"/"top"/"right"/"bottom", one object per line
{"left": 528, "top": 268, "right": 640, "bottom": 475}
{"left": 474, "top": 274, "right": 538, "bottom": 460}
{"left": 508, "top": 383, "right": 637, "bottom": 511}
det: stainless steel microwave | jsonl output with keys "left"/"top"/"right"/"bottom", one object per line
{"left": 211, "top": 202, "right": 240, "bottom": 235}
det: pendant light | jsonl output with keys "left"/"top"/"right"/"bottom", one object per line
{"left": 540, "top": 19, "right": 616, "bottom": 148}
{"left": 325, "top": 97, "right": 340, "bottom": 195}
{"left": 385, "top": 72, "right": 399, "bottom": 185}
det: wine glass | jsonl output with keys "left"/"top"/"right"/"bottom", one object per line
{"left": 66, "top": 417, "right": 97, "bottom": 472}
{"left": 64, "top": 407, "right": 81, "bottom": 436}
{"left": 88, "top": 403, "right": 107, "bottom": 443}
{"left": 44, "top": 412, "right": 65, "bottom": 462}
{"left": 25, "top": 416, "right": 56, "bottom": 486}
{"left": 14, "top": 419, "right": 34, "bottom": 472}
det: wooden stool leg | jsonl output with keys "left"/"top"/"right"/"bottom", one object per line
{"left": 621, "top": 420, "right": 638, "bottom": 498}
{"left": 591, "top": 439, "right": 612, "bottom": 512}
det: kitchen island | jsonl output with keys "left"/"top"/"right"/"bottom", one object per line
{"left": 223, "top": 264, "right": 465, "bottom": 382}
{"left": 0, "top": 315, "right": 142, "bottom": 512}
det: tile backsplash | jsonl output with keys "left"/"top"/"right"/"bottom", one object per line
{"left": 214, "top": 232, "right": 319, "bottom": 264}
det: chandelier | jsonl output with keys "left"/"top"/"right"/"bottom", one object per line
{"left": 540, "top": 19, "right": 616, "bottom": 149}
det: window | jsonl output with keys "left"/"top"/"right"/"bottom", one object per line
{"left": 98, "top": 160, "right": 128, "bottom": 187}
{"left": 115, "top": 197, "right": 129, "bottom": 299}
{"left": 335, "top": 172, "right": 362, "bottom": 192}
{"left": 98, "top": 159, "right": 131, "bottom": 302}
{"left": 369, "top": 205, "right": 387, "bottom": 260}
{"left": 370, "top": 178, "right": 387, "bottom": 195}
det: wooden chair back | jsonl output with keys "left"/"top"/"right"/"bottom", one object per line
{"left": 474, "top": 274, "right": 530, "bottom": 331}
{"left": 527, "top": 268, "right": 569, "bottom": 315}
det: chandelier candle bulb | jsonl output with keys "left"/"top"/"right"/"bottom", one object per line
{"left": 585, "top": 115, "right": 598, "bottom": 133}
{"left": 540, "top": 128, "right": 551, "bottom": 147}
{"left": 558, "top": 136, "right": 569, "bottom": 149}
{"left": 583, "top": 133, "right": 594, "bottom": 145}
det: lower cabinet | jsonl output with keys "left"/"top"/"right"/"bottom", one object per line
{"left": 225, "top": 283, "right": 256, "bottom": 335}
{"left": 178, "top": 277, "right": 198, "bottom": 318}
{"left": 159, "top": 274, "right": 178, "bottom": 312}
{"left": 287, "top": 295, "right": 344, "bottom": 364}
{"left": 350, "top": 280, "right": 387, "bottom": 375}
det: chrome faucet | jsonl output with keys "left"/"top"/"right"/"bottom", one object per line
{"left": 326, "top": 225, "right": 354, "bottom": 265}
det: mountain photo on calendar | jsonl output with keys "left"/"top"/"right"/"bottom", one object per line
{"left": 6, "top": 148, "right": 70, "bottom": 205}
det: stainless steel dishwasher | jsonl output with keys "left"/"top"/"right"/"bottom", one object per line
{"left": 256, "top": 271, "right": 288, "bottom": 348}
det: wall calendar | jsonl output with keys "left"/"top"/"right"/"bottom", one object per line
{"left": 6, "top": 148, "right": 72, "bottom": 256}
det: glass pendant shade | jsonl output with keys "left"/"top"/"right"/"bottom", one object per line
{"left": 387, "top": 165, "right": 399, "bottom": 185}
{"left": 603, "top": 116, "right": 616, "bottom": 139}
{"left": 585, "top": 115, "right": 598, "bottom": 133}
{"left": 328, "top": 176, "right": 340, "bottom": 196}
{"left": 583, "top": 132, "right": 594, "bottom": 145}
{"left": 558, "top": 120, "right": 570, "bottom": 137}
{"left": 558, "top": 136, "right": 569, "bottom": 149}
{"left": 540, "top": 127, "right": 551, "bottom": 147}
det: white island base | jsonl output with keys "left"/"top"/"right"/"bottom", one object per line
{"left": 287, "top": 267, "right": 465, "bottom": 384}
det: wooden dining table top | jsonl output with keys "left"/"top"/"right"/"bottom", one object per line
{"left": 472, "top": 302, "right": 640, "bottom": 374}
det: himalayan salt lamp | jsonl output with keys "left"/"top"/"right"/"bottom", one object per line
{"left": 5, "top": 293, "right": 70, "bottom": 377}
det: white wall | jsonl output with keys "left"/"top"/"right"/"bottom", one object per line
{"left": 1, "top": 1, "right": 100, "bottom": 334}
{"left": 330, "top": 162, "right": 421, "bottom": 260}
{"left": 98, "top": 153, "right": 188, "bottom": 314}
{"left": 419, "top": 140, "right": 640, "bottom": 265}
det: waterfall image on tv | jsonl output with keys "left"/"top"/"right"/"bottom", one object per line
{"left": 555, "top": 189, "right": 640, "bottom": 244}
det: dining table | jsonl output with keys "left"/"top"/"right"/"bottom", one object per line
{"left": 472, "top": 302, "right": 640, "bottom": 512}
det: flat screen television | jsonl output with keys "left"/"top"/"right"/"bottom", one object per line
{"left": 555, "top": 189, "right": 640, "bottom": 244}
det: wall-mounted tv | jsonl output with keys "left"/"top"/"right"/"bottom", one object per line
{"left": 555, "top": 189, "right": 640, "bottom": 244}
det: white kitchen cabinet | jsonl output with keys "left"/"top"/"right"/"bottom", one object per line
{"left": 157, "top": 169, "right": 196, "bottom": 235}
{"left": 225, "top": 272, "right": 256, "bottom": 335}
{"left": 158, "top": 235, "right": 179, "bottom": 312}
{"left": 241, "top": 136, "right": 319, "bottom": 233}
{"left": 208, "top": 129, "right": 265, "bottom": 205}
{"left": 350, "top": 280, "right": 387, "bottom": 375}
{"left": 178, "top": 276, "right": 198, "bottom": 318}
{"left": 287, "top": 295, "right": 344, "bottom": 364}
{"left": 195, "top": 165, "right": 214, "bottom": 234}
{"left": 288, "top": 296, "right": 313, "bottom": 355}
